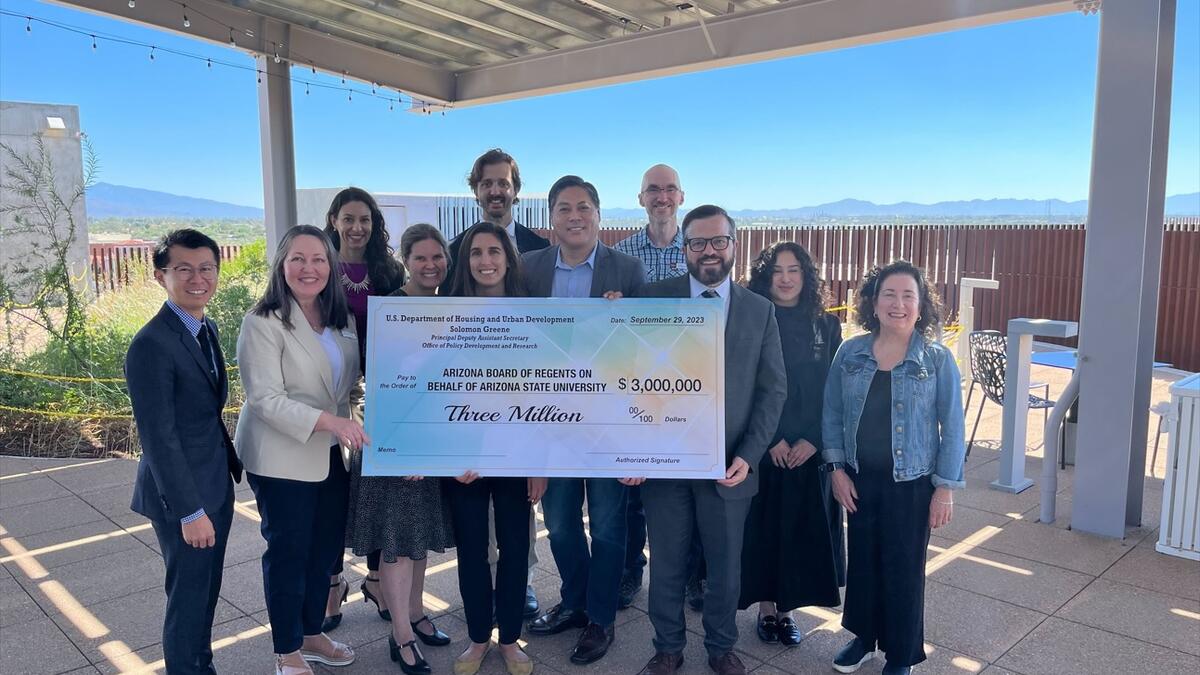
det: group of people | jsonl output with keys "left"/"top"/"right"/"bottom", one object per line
{"left": 125, "top": 149, "right": 966, "bottom": 675}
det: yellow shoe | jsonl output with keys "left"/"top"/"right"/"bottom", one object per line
{"left": 453, "top": 641, "right": 491, "bottom": 675}
{"left": 501, "top": 644, "right": 534, "bottom": 675}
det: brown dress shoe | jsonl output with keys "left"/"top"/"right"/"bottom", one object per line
{"left": 707, "top": 651, "right": 747, "bottom": 675}
{"left": 637, "top": 652, "right": 684, "bottom": 675}
{"left": 569, "top": 622, "right": 614, "bottom": 664}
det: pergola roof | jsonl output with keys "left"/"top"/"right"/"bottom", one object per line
{"left": 54, "top": 0, "right": 1072, "bottom": 108}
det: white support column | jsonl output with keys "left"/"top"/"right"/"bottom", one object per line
{"left": 257, "top": 26, "right": 297, "bottom": 260}
{"left": 1073, "top": 0, "right": 1175, "bottom": 538}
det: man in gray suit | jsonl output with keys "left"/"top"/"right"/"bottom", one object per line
{"left": 523, "top": 175, "right": 645, "bottom": 665}
{"left": 627, "top": 204, "right": 786, "bottom": 675}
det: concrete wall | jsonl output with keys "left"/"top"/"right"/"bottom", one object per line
{"left": 0, "top": 101, "right": 90, "bottom": 303}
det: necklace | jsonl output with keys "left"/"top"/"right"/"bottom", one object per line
{"left": 340, "top": 268, "right": 370, "bottom": 294}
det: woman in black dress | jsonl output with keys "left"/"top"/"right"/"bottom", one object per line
{"left": 343, "top": 223, "right": 455, "bottom": 675}
{"left": 739, "top": 241, "right": 844, "bottom": 646}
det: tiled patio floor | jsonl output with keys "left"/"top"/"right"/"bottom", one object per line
{"left": 1, "top": 364, "right": 1197, "bottom": 674}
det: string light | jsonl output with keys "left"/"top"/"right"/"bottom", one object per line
{"left": 2, "top": 10, "right": 451, "bottom": 117}
{"left": 182, "top": 5, "right": 190, "bottom": 28}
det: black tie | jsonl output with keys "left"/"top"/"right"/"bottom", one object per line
{"left": 197, "top": 324, "right": 218, "bottom": 380}
{"left": 702, "top": 289, "right": 718, "bottom": 298}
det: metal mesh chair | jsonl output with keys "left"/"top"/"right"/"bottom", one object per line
{"left": 964, "top": 330, "right": 1050, "bottom": 457}
{"left": 968, "top": 348, "right": 1056, "bottom": 457}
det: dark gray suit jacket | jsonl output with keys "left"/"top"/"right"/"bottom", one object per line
{"left": 521, "top": 242, "right": 645, "bottom": 298}
{"left": 636, "top": 275, "right": 787, "bottom": 500}
{"left": 127, "top": 303, "right": 242, "bottom": 522}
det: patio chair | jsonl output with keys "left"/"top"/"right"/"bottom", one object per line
{"left": 1150, "top": 401, "right": 1171, "bottom": 478}
{"left": 964, "top": 329, "right": 1050, "bottom": 422}
{"left": 968, "top": 349, "right": 1056, "bottom": 457}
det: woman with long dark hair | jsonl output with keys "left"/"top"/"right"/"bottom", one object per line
{"left": 739, "top": 241, "right": 844, "bottom": 646}
{"left": 321, "top": 187, "right": 406, "bottom": 630}
{"left": 235, "top": 225, "right": 362, "bottom": 675}
{"left": 822, "top": 261, "right": 965, "bottom": 675}
{"left": 445, "top": 222, "right": 545, "bottom": 675}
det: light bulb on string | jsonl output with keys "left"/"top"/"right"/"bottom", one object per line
{"left": 91, "top": 35, "right": 97, "bottom": 50}
{"left": 149, "top": 46, "right": 155, "bottom": 61}
{"left": 341, "top": 72, "right": 346, "bottom": 84}
{"left": 25, "top": 16, "right": 30, "bottom": 32}
{"left": 128, "top": 0, "right": 135, "bottom": 8}
{"left": 371, "top": 82, "right": 376, "bottom": 94}
{"left": 348, "top": 90, "right": 352, "bottom": 102}
{"left": 228, "top": 28, "right": 235, "bottom": 45}
{"left": 207, "top": 58, "right": 212, "bottom": 69}
{"left": 305, "top": 82, "right": 310, "bottom": 95}
{"left": 257, "top": 70, "right": 261, "bottom": 84}
{"left": 182, "top": 5, "right": 190, "bottom": 28}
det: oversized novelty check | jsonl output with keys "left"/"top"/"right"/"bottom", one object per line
{"left": 361, "top": 296, "right": 725, "bottom": 478}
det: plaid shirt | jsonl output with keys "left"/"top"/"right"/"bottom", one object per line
{"left": 614, "top": 225, "right": 688, "bottom": 283}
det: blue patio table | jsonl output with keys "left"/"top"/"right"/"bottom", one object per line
{"left": 1030, "top": 350, "right": 1171, "bottom": 370}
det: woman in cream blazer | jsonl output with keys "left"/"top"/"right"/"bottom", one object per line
{"left": 235, "top": 225, "right": 365, "bottom": 675}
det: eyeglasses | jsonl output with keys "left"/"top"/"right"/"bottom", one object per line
{"left": 642, "top": 185, "right": 680, "bottom": 196}
{"left": 162, "top": 264, "right": 218, "bottom": 280}
{"left": 685, "top": 235, "right": 734, "bottom": 253}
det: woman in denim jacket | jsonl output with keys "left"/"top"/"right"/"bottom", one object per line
{"left": 821, "top": 261, "right": 965, "bottom": 675}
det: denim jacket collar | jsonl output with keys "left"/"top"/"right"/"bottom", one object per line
{"left": 841, "top": 329, "right": 933, "bottom": 372}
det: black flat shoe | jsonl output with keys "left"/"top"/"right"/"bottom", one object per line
{"left": 777, "top": 616, "right": 802, "bottom": 646}
{"left": 389, "top": 635, "right": 431, "bottom": 675}
{"left": 322, "top": 578, "right": 348, "bottom": 633}
{"left": 362, "top": 578, "right": 392, "bottom": 622}
{"left": 755, "top": 614, "right": 779, "bottom": 643}
{"left": 411, "top": 615, "right": 450, "bottom": 646}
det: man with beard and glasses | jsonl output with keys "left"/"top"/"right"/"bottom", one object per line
{"left": 626, "top": 205, "right": 786, "bottom": 675}
{"left": 443, "top": 148, "right": 550, "bottom": 620}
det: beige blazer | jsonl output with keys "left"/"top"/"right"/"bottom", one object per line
{"left": 234, "top": 298, "right": 360, "bottom": 482}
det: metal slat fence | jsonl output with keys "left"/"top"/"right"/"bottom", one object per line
{"left": 87, "top": 220, "right": 1200, "bottom": 370}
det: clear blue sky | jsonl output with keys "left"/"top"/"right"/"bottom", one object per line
{"left": 1, "top": 0, "right": 1197, "bottom": 210}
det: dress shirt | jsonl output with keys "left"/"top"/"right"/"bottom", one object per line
{"left": 614, "top": 225, "right": 688, "bottom": 282}
{"left": 688, "top": 274, "right": 732, "bottom": 322}
{"left": 551, "top": 243, "right": 599, "bottom": 298}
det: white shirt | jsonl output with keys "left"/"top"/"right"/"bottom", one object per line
{"left": 314, "top": 327, "right": 344, "bottom": 393}
{"left": 689, "top": 275, "right": 732, "bottom": 321}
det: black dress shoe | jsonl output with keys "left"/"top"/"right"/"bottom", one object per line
{"left": 685, "top": 578, "right": 705, "bottom": 611}
{"left": 881, "top": 663, "right": 912, "bottom": 675}
{"left": 776, "top": 616, "right": 802, "bottom": 646}
{"left": 833, "top": 637, "right": 876, "bottom": 673}
{"left": 523, "top": 584, "right": 540, "bottom": 619}
{"left": 755, "top": 614, "right": 779, "bottom": 643}
{"left": 618, "top": 572, "right": 642, "bottom": 610}
{"left": 569, "top": 622, "right": 615, "bottom": 664}
{"left": 389, "top": 635, "right": 432, "bottom": 675}
{"left": 411, "top": 615, "right": 450, "bottom": 646}
{"left": 361, "top": 578, "right": 392, "bottom": 622}
{"left": 527, "top": 603, "right": 589, "bottom": 635}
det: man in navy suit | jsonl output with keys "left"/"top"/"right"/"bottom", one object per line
{"left": 127, "top": 229, "right": 243, "bottom": 674}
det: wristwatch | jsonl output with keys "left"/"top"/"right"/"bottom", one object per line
{"left": 819, "top": 461, "right": 847, "bottom": 473}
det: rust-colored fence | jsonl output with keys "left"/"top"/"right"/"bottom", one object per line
{"left": 89, "top": 243, "right": 243, "bottom": 294}
{"left": 581, "top": 220, "right": 1197, "bottom": 371}
{"left": 88, "top": 221, "right": 1199, "bottom": 370}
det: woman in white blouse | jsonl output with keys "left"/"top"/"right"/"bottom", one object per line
{"left": 235, "top": 225, "right": 366, "bottom": 675}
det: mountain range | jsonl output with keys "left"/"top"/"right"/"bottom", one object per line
{"left": 85, "top": 182, "right": 1199, "bottom": 220}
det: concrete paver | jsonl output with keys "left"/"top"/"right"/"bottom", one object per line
{"left": 0, "top": 616, "right": 90, "bottom": 675}
{"left": 1055, "top": 578, "right": 1200, "bottom": 657}
{"left": 996, "top": 616, "right": 1200, "bottom": 675}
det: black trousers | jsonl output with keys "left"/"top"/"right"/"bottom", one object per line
{"left": 248, "top": 447, "right": 350, "bottom": 654}
{"left": 152, "top": 492, "right": 233, "bottom": 674}
{"left": 445, "top": 477, "right": 530, "bottom": 645}
{"left": 842, "top": 468, "right": 933, "bottom": 668}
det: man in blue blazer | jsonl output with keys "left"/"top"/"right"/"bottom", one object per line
{"left": 127, "top": 229, "right": 243, "bottom": 674}
{"left": 523, "top": 175, "right": 645, "bottom": 665}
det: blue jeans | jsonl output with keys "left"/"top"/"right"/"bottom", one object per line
{"left": 542, "top": 477, "right": 628, "bottom": 626}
